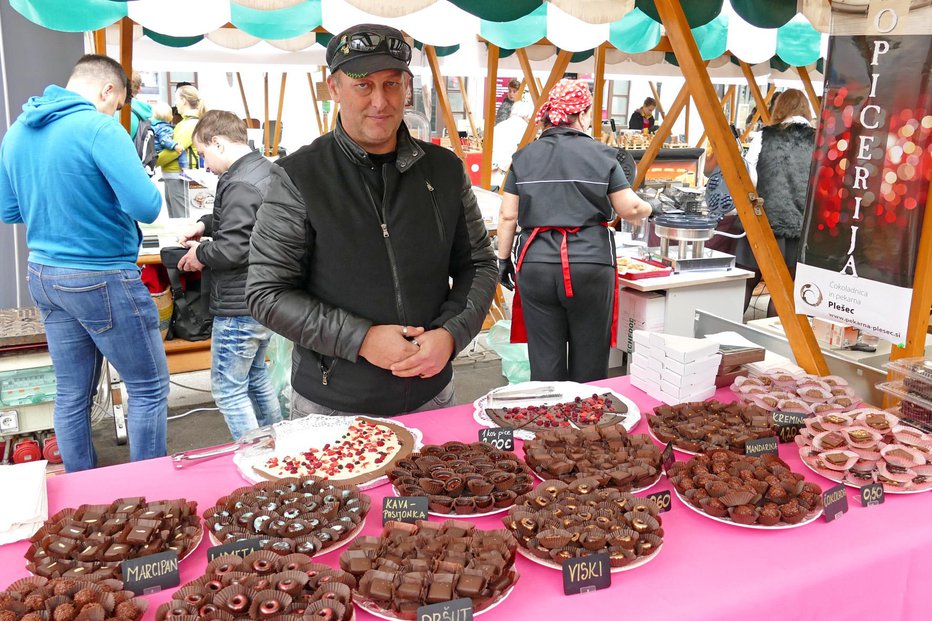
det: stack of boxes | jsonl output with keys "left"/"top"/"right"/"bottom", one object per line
{"left": 630, "top": 330, "right": 721, "bottom": 404}
{"left": 616, "top": 290, "right": 665, "bottom": 355}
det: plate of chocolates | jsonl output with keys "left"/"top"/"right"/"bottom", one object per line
{"left": 473, "top": 381, "right": 641, "bottom": 440}
{"left": 155, "top": 551, "right": 356, "bottom": 621}
{"left": 731, "top": 372, "right": 862, "bottom": 415}
{"left": 25, "top": 498, "right": 201, "bottom": 580}
{"left": 204, "top": 476, "right": 370, "bottom": 557}
{"left": 796, "top": 408, "right": 932, "bottom": 493}
{"left": 339, "top": 520, "right": 520, "bottom": 620}
{"left": 647, "top": 400, "right": 777, "bottom": 455}
{"left": 669, "top": 450, "right": 823, "bottom": 529}
{"left": 523, "top": 423, "right": 662, "bottom": 492}
{"left": 386, "top": 441, "right": 534, "bottom": 517}
{"left": 0, "top": 576, "right": 148, "bottom": 621}
{"left": 503, "top": 478, "right": 664, "bottom": 572}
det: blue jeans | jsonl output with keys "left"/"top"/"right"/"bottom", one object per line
{"left": 211, "top": 316, "right": 282, "bottom": 440}
{"left": 27, "top": 263, "right": 170, "bottom": 472}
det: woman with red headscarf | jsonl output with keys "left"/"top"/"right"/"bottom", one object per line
{"left": 496, "top": 80, "right": 652, "bottom": 382}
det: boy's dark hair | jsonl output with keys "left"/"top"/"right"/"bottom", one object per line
{"left": 71, "top": 54, "right": 129, "bottom": 100}
{"left": 644, "top": 97, "right": 656, "bottom": 107}
{"left": 193, "top": 110, "right": 248, "bottom": 145}
{"left": 508, "top": 78, "right": 521, "bottom": 90}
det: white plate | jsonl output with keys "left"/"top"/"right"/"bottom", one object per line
{"left": 232, "top": 416, "right": 424, "bottom": 490}
{"left": 208, "top": 515, "right": 367, "bottom": 557}
{"left": 515, "top": 542, "right": 662, "bottom": 573}
{"left": 473, "top": 381, "right": 642, "bottom": 441}
{"left": 390, "top": 485, "right": 513, "bottom": 518}
{"left": 672, "top": 487, "right": 822, "bottom": 530}
{"left": 796, "top": 452, "right": 932, "bottom": 495}
{"left": 530, "top": 468, "right": 663, "bottom": 494}
{"left": 354, "top": 574, "right": 519, "bottom": 620}
{"left": 646, "top": 423, "right": 700, "bottom": 455}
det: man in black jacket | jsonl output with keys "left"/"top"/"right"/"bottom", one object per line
{"left": 178, "top": 110, "right": 282, "bottom": 439}
{"left": 246, "top": 24, "right": 496, "bottom": 417}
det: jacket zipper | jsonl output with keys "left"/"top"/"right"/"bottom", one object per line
{"left": 360, "top": 169, "right": 407, "bottom": 326}
{"left": 425, "top": 179, "right": 445, "bottom": 240}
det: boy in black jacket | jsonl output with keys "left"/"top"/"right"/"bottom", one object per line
{"left": 178, "top": 110, "right": 282, "bottom": 439}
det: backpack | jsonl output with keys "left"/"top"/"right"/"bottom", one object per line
{"left": 160, "top": 247, "right": 212, "bottom": 341}
{"left": 134, "top": 118, "right": 158, "bottom": 176}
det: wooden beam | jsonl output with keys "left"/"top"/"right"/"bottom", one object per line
{"left": 306, "top": 72, "right": 323, "bottom": 135}
{"left": 632, "top": 82, "right": 691, "bottom": 190}
{"left": 592, "top": 43, "right": 607, "bottom": 140}
{"left": 515, "top": 48, "right": 541, "bottom": 104}
{"left": 890, "top": 186, "right": 932, "bottom": 362}
{"left": 94, "top": 29, "right": 107, "bottom": 55}
{"left": 648, "top": 82, "right": 666, "bottom": 120}
{"left": 424, "top": 45, "right": 466, "bottom": 161}
{"left": 739, "top": 59, "right": 772, "bottom": 125}
{"left": 329, "top": 103, "right": 340, "bottom": 132}
{"left": 263, "top": 73, "right": 270, "bottom": 156}
{"left": 695, "top": 85, "right": 734, "bottom": 148}
{"left": 740, "top": 84, "right": 777, "bottom": 141}
{"left": 459, "top": 77, "right": 479, "bottom": 140}
{"left": 684, "top": 96, "right": 691, "bottom": 143}
{"left": 118, "top": 17, "right": 133, "bottom": 133}
{"left": 796, "top": 65, "right": 821, "bottom": 115}
{"left": 272, "top": 73, "right": 286, "bottom": 155}
{"left": 656, "top": 0, "right": 828, "bottom": 375}
{"left": 729, "top": 83, "right": 737, "bottom": 124}
{"left": 535, "top": 77, "right": 544, "bottom": 93}
{"left": 236, "top": 72, "right": 251, "bottom": 121}
{"left": 480, "top": 43, "right": 500, "bottom": 189}
{"left": 516, "top": 50, "right": 573, "bottom": 151}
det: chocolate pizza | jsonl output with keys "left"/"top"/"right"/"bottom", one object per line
{"left": 485, "top": 392, "right": 628, "bottom": 432}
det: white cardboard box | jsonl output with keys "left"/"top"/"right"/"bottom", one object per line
{"left": 658, "top": 384, "right": 716, "bottom": 405}
{"left": 632, "top": 330, "right": 652, "bottom": 349}
{"left": 660, "top": 334, "right": 720, "bottom": 364}
{"left": 632, "top": 365, "right": 662, "bottom": 385}
{"left": 661, "top": 366, "right": 718, "bottom": 390}
{"left": 663, "top": 353, "right": 722, "bottom": 378}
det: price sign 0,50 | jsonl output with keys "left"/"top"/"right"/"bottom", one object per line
{"left": 860, "top": 483, "right": 885, "bottom": 507}
{"left": 479, "top": 427, "right": 514, "bottom": 451}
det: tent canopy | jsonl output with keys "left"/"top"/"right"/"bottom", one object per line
{"left": 14, "top": 0, "right": 831, "bottom": 67}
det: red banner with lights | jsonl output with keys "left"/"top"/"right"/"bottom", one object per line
{"left": 795, "top": 23, "right": 931, "bottom": 345}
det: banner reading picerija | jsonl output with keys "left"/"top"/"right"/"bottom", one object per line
{"left": 795, "top": 5, "right": 931, "bottom": 346}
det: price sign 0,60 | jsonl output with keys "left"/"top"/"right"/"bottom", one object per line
{"left": 479, "top": 427, "right": 514, "bottom": 451}
{"left": 646, "top": 490, "right": 672, "bottom": 513}
{"left": 860, "top": 483, "right": 885, "bottom": 507}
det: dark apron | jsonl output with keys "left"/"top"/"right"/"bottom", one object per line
{"left": 510, "top": 223, "right": 619, "bottom": 348}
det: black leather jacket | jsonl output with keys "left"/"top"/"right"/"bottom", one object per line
{"left": 195, "top": 150, "right": 272, "bottom": 316}
{"left": 246, "top": 119, "right": 496, "bottom": 415}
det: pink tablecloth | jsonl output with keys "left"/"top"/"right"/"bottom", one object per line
{"left": 3, "top": 377, "right": 931, "bottom": 621}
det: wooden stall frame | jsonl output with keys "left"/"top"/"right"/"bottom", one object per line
{"left": 740, "top": 83, "right": 777, "bottom": 142}
{"left": 425, "top": 45, "right": 466, "bottom": 161}
{"left": 648, "top": 81, "right": 666, "bottom": 119}
{"left": 656, "top": 0, "right": 829, "bottom": 375}
{"left": 118, "top": 17, "right": 132, "bottom": 133}
{"left": 515, "top": 48, "right": 541, "bottom": 104}
{"left": 797, "top": 65, "right": 822, "bottom": 114}
{"left": 235, "top": 73, "right": 252, "bottom": 123}
{"left": 694, "top": 85, "right": 735, "bottom": 148}
{"left": 459, "top": 77, "right": 479, "bottom": 139}
{"left": 480, "top": 43, "right": 500, "bottom": 189}
{"left": 592, "top": 43, "right": 607, "bottom": 140}
{"left": 271, "top": 73, "right": 286, "bottom": 155}
{"left": 263, "top": 73, "right": 270, "bottom": 156}
{"left": 306, "top": 72, "right": 324, "bottom": 135}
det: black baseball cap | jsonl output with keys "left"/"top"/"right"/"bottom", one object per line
{"left": 326, "top": 24, "right": 413, "bottom": 78}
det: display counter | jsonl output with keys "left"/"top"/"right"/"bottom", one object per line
{"left": 2, "top": 377, "right": 930, "bottom": 620}
{"left": 627, "top": 147, "right": 705, "bottom": 186}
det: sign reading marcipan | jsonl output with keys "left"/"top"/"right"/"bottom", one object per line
{"left": 795, "top": 1, "right": 931, "bottom": 346}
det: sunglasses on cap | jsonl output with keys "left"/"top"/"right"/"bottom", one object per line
{"left": 342, "top": 32, "right": 412, "bottom": 63}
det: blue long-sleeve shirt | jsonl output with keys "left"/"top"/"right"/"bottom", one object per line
{"left": 0, "top": 85, "right": 162, "bottom": 270}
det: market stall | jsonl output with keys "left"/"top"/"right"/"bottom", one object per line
{"left": 2, "top": 1, "right": 932, "bottom": 619}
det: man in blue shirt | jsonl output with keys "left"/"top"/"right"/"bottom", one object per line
{"left": 0, "top": 55, "right": 169, "bottom": 472}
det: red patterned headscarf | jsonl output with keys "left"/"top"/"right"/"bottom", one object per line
{"left": 536, "top": 79, "right": 593, "bottom": 126}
